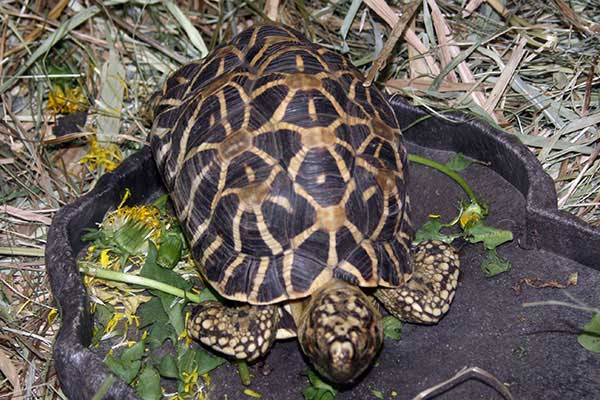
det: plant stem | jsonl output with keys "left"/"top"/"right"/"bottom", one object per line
{"left": 0, "top": 247, "right": 45, "bottom": 257}
{"left": 523, "top": 300, "right": 600, "bottom": 314}
{"left": 408, "top": 154, "right": 478, "bottom": 203}
{"left": 79, "top": 262, "right": 202, "bottom": 303}
{"left": 91, "top": 375, "right": 115, "bottom": 400}
{"left": 237, "top": 361, "right": 252, "bottom": 386}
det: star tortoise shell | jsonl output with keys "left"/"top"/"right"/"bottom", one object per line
{"left": 150, "top": 23, "right": 414, "bottom": 305}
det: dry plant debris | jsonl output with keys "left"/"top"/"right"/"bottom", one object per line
{"left": 0, "top": 0, "right": 598, "bottom": 398}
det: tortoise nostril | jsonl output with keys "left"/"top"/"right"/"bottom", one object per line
{"left": 330, "top": 340, "right": 354, "bottom": 365}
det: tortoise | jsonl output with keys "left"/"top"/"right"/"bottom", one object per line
{"left": 149, "top": 22, "right": 460, "bottom": 384}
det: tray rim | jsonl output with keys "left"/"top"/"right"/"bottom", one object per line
{"left": 45, "top": 100, "right": 600, "bottom": 399}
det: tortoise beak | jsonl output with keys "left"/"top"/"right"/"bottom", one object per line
{"left": 320, "top": 337, "right": 377, "bottom": 384}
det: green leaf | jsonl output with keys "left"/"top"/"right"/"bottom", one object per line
{"left": 445, "top": 153, "right": 473, "bottom": 172}
{"left": 136, "top": 365, "right": 161, "bottom": 400}
{"left": 157, "top": 231, "right": 183, "bottom": 269}
{"left": 90, "top": 304, "right": 117, "bottom": 344}
{"left": 113, "top": 221, "right": 152, "bottom": 255}
{"left": 302, "top": 368, "right": 336, "bottom": 400}
{"left": 414, "top": 218, "right": 461, "bottom": 244}
{"left": 81, "top": 227, "right": 103, "bottom": 243}
{"left": 138, "top": 297, "right": 169, "bottom": 328}
{"left": 103, "top": 340, "right": 146, "bottom": 384}
{"left": 104, "top": 341, "right": 145, "bottom": 385}
{"left": 578, "top": 314, "right": 600, "bottom": 352}
{"left": 480, "top": 249, "right": 512, "bottom": 277}
{"left": 303, "top": 387, "right": 336, "bottom": 400}
{"left": 194, "top": 346, "right": 227, "bottom": 375}
{"left": 198, "top": 286, "right": 220, "bottom": 303}
{"left": 104, "top": 356, "right": 140, "bottom": 384}
{"left": 151, "top": 194, "right": 170, "bottom": 213}
{"left": 121, "top": 340, "right": 146, "bottom": 363}
{"left": 382, "top": 316, "right": 403, "bottom": 340}
{"left": 159, "top": 293, "right": 186, "bottom": 335}
{"left": 370, "top": 389, "right": 385, "bottom": 399}
{"left": 465, "top": 221, "right": 513, "bottom": 250}
{"left": 147, "top": 321, "right": 177, "bottom": 349}
{"left": 178, "top": 345, "right": 226, "bottom": 378}
{"left": 158, "top": 354, "right": 179, "bottom": 378}
{"left": 140, "top": 242, "right": 191, "bottom": 291}
{"left": 92, "top": 303, "right": 115, "bottom": 328}
{"left": 177, "top": 345, "right": 196, "bottom": 376}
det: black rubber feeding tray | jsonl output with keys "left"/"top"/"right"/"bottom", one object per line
{"left": 46, "top": 96, "right": 600, "bottom": 400}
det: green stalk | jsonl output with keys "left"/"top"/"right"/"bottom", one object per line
{"left": 0, "top": 247, "right": 45, "bottom": 257}
{"left": 91, "top": 375, "right": 115, "bottom": 400}
{"left": 408, "top": 154, "right": 478, "bottom": 204}
{"left": 237, "top": 361, "right": 252, "bottom": 386}
{"left": 523, "top": 301, "right": 600, "bottom": 314}
{"left": 79, "top": 263, "right": 202, "bottom": 303}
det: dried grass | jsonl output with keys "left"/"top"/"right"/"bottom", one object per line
{"left": 0, "top": 0, "right": 598, "bottom": 398}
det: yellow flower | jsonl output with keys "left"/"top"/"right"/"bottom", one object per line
{"left": 104, "top": 311, "right": 140, "bottom": 336}
{"left": 17, "top": 299, "right": 31, "bottom": 314}
{"left": 117, "top": 189, "right": 131, "bottom": 209}
{"left": 105, "top": 312, "right": 124, "bottom": 334}
{"left": 459, "top": 202, "right": 485, "bottom": 229}
{"left": 80, "top": 136, "right": 122, "bottom": 172}
{"left": 182, "top": 367, "right": 199, "bottom": 394}
{"left": 99, "top": 249, "right": 112, "bottom": 268}
{"left": 86, "top": 245, "right": 96, "bottom": 260}
{"left": 47, "top": 308, "right": 59, "bottom": 324}
{"left": 47, "top": 85, "right": 88, "bottom": 114}
{"left": 459, "top": 212, "right": 481, "bottom": 229}
{"left": 179, "top": 311, "right": 192, "bottom": 345}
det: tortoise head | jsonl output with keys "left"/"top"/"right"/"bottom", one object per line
{"left": 297, "top": 280, "right": 383, "bottom": 384}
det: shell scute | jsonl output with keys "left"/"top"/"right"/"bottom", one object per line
{"left": 150, "top": 23, "right": 413, "bottom": 304}
{"left": 295, "top": 148, "right": 347, "bottom": 207}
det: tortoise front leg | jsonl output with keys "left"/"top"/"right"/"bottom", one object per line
{"left": 187, "top": 302, "right": 279, "bottom": 361}
{"left": 375, "top": 240, "right": 460, "bottom": 324}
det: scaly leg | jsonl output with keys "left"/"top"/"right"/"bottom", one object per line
{"left": 187, "top": 301, "right": 279, "bottom": 361}
{"left": 375, "top": 240, "right": 460, "bottom": 324}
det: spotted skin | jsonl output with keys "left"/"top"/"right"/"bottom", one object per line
{"left": 187, "top": 301, "right": 279, "bottom": 361}
{"left": 297, "top": 280, "right": 383, "bottom": 383}
{"left": 375, "top": 240, "right": 460, "bottom": 324}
